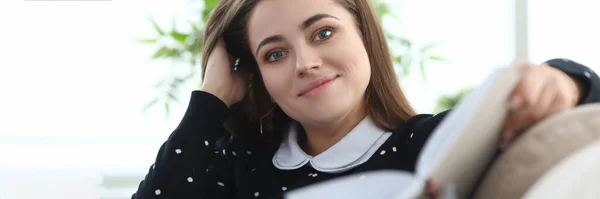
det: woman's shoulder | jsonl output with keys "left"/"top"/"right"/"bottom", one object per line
{"left": 392, "top": 110, "right": 452, "bottom": 138}
{"left": 371, "top": 110, "right": 451, "bottom": 171}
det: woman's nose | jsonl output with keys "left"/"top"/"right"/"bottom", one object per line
{"left": 294, "top": 45, "right": 323, "bottom": 78}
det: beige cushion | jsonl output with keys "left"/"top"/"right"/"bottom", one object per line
{"left": 473, "top": 103, "right": 600, "bottom": 199}
{"left": 522, "top": 139, "right": 600, "bottom": 199}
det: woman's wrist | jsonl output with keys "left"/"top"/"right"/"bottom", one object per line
{"left": 199, "top": 85, "right": 233, "bottom": 108}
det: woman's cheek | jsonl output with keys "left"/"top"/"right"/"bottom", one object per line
{"left": 262, "top": 73, "right": 288, "bottom": 101}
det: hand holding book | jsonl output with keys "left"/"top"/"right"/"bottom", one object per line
{"left": 425, "top": 61, "right": 585, "bottom": 198}
{"left": 500, "top": 62, "right": 583, "bottom": 149}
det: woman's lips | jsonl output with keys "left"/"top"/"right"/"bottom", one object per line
{"left": 298, "top": 75, "right": 339, "bottom": 97}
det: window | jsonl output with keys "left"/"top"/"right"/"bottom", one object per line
{"left": 386, "top": 0, "right": 514, "bottom": 113}
{"left": 528, "top": 0, "right": 600, "bottom": 71}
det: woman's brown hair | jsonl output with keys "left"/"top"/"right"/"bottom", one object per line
{"left": 201, "top": 0, "right": 416, "bottom": 140}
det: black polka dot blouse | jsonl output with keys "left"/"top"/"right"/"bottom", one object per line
{"left": 131, "top": 59, "right": 600, "bottom": 199}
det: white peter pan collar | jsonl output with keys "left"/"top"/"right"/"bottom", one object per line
{"left": 272, "top": 116, "right": 392, "bottom": 173}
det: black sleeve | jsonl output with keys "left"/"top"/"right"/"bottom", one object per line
{"left": 545, "top": 58, "right": 600, "bottom": 104}
{"left": 131, "top": 91, "right": 238, "bottom": 199}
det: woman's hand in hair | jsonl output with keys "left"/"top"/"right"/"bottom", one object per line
{"left": 200, "top": 38, "right": 251, "bottom": 107}
{"left": 500, "top": 62, "right": 582, "bottom": 149}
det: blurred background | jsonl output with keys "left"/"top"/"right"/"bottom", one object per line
{"left": 0, "top": 0, "right": 598, "bottom": 198}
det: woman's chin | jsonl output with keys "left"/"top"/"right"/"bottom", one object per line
{"left": 296, "top": 108, "right": 354, "bottom": 127}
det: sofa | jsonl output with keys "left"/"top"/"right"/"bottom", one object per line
{"left": 472, "top": 103, "right": 600, "bottom": 199}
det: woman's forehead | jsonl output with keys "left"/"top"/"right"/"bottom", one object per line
{"left": 246, "top": 0, "right": 350, "bottom": 47}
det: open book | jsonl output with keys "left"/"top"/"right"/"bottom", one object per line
{"left": 285, "top": 61, "right": 524, "bottom": 199}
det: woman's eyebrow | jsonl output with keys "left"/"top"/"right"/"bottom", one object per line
{"left": 255, "top": 14, "right": 339, "bottom": 55}
{"left": 300, "top": 13, "right": 339, "bottom": 30}
{"left": 256, "top": 35, "right": 284, "bottom": 55}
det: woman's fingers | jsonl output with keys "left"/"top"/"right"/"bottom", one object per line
{"left": 500, "top": 82, "right": 557, "bottom": 149}
{"left": 499, "top": 63, "right": 580, "bottom": 149}
{"left": 201, "top": 38, "right": 250, "bottom": 107}
{"left": 425, "top": 179, "right": 440, "bottom": 199}
{"left": 501, "top": 64, "right": 545, "bottom": 146}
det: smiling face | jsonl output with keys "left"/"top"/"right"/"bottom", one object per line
{"left": 247, "top": 0, "right": 372, "bottom": 128}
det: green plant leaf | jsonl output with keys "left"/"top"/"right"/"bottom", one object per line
{"left": 427, "top": 55, "right": 447, "bottom": 62}
{"left": 189, "top": 37, "right": 202, "bottom": 52}
{"left": 392, "top": 55, "right": 402, "bottom": 64}
{"left": 434, "top": 87, "right": 474, "bottom": 113}
{"left": 164, "top": 101, "right": 170, "bottom": 116}
{"left": 396, "top": 37, "right": 412, "bottom": 47}
{"left": 142, "top": 98, "right": 159, "bottom": 111}
{"left": 137, "top": 38, "right": 157, "bottom": 44}
{"left": 419, "top": 61, "right": 427, "bottom": 80}
{"left": 149, "top": 18, "right": 165, "bottom": 36}
{"left": 170, "top": 31, "right": 189, "bottom": 45}
{"left": 167, "top": 92, "right": 180, "bottom": 103}
{"left": 419, "top": 42, "right": 440, "bottom": 53}
{"left": 190, "top": 21, "right": 200, "bottom": 32}
{"left": 165, "top": 48, "right": 181, "bottom": 58}
{"left": 202, "top": 0, "right": 219, "bottom": 21}
{"left": 153, "top": 79, "right": 165, "bottom": 88}
{"left": 152, "top": 47, "right": 169, "bottom": 59}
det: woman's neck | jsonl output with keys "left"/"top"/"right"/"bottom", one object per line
{"left": 300, "top": 105, "right": 367, "bottom": 156}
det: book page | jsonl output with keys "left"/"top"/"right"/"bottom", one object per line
{"left": 415, "top": 61, "right": 523, "bottom": 198}
{"left": 416, "top": 68, "right": 504, "bottom": 176}
{"left": 285, "top": 170, "right": 422, "bottom": 199}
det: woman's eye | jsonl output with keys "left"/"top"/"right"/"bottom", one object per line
{"left": 266, "top": 50, "right": 287, "bottom": 62}
{"left": 315, "top": 28, "right": 333, "bottom": 41}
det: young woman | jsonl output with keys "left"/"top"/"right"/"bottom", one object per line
{"left": 132, "top": 0, "right": 600, "bottom": 198}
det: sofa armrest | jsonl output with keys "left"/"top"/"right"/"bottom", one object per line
{"left": 522, "top": 139, "right": 600, "bottom": 199}
{"left": 473, "top": 103, "right": 600, "bottom": 199}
